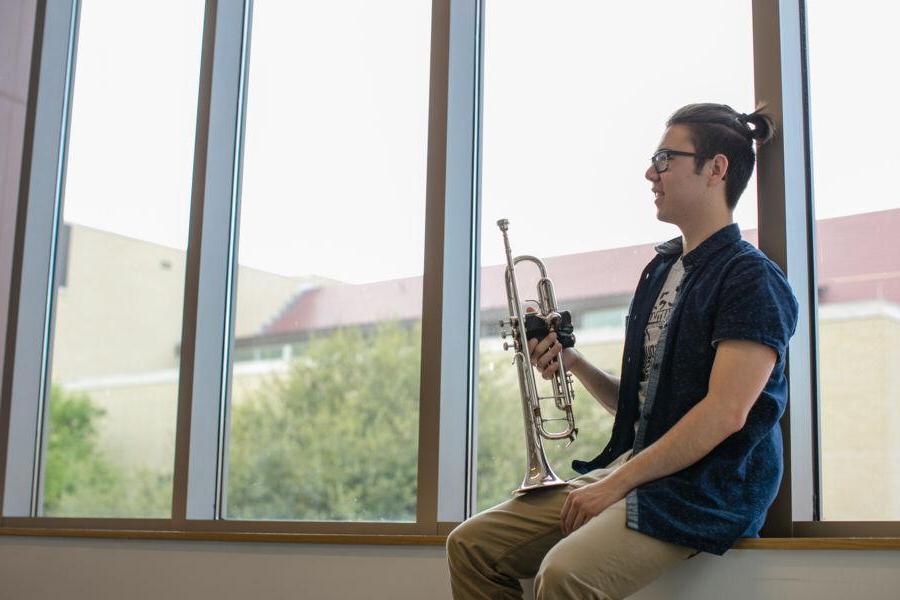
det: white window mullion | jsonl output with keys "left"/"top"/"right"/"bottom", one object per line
{"left": 2, "top": 0, "right": 80, "bottom": 518}
{"left": 172, "top": 0, "right": 251, "bottom": 522}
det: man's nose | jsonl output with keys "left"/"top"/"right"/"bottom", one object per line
{"left": 645, "top": 164, "right": 659, "bottom": 181}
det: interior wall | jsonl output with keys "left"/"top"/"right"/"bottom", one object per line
{"left": 0, "top": 0, "right": 35, "bottom": 408}
{"left": 1, "top": 537, "right": 900, "bottom": 600}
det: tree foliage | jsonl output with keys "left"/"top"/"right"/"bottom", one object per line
{"left": 475, "top": 352, "right": 615, "bottom": 512}
{"left": 41, "top": 322, "right": 615, "bottom": 519}
{"left": 227, "top": 322, "right": 421, "bottom": 520}
{"left": 43, "top": 386, "right": 171, "bottom": 517}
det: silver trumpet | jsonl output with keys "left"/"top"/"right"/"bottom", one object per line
{"left": 497, "top": 218, "right": 577, "bottom": 495}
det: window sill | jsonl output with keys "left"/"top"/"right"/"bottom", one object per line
{"left": 0, "top": 527, "right": 445, "bottom": 545}
{"left": 2, "top": 528, "right": 900, "bottom": 550}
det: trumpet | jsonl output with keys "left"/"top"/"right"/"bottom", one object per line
{"left": 497, "top": 219, "right": 577, "bottom": 495}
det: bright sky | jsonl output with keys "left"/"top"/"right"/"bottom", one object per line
{"left": 62, "top": 1, "right": 898, "bottom": 285}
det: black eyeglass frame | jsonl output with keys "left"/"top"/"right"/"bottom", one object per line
{"left": 650, "top": 149, "right": 704, "bottom": 173}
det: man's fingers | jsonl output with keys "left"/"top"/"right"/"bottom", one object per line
{"left": 535, "top": 331, "right": 557, "bottom": 356}
{"left": 560, "top": 494, "right": 573, "bottom": 535}
{"left": 542, "top": 339, "right": 561, "bottom": 362}
{"left": 531, "top": 332, "right": 558, "bottom": 366}
{"left": 563, "top": 507, "right": 578, "bottom": 535}
{"left": 571, "top": 513, "right": 588, "bottom": 534}
{"left": 564, "top": 506, "right": 577, "bottom": 536}
{"left": 541, "top": 359, "right": 557, "bottom": 379}
{"left": 537, "top": 340, "right": 562, "bottom": 373}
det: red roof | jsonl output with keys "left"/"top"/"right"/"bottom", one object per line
{"left": 815, "top": 209, "right": 900, "bottom": 303}
{"left": 259, "top": 209, "right": 900, "bottom": 338}
{"left": 264, "top": 277, "right": 424, "bottom": 334}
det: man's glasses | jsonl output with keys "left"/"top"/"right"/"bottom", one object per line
{"left": 650, "top": 149, "right": 701, "bottom": 174}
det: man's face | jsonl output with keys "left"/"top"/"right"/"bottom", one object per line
{"left": 644, "top": 124, "right": 709, "bottom": 225}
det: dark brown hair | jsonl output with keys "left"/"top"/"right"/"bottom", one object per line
{"left": 666, "top": 103, "right": 776, "bottom": 209}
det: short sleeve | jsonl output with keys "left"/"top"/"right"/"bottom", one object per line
{"left": 711, "top": 255, "right": 799, "bottom": 364}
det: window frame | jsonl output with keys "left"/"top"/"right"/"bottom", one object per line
{"left": 1, "top": 0, "right": 898, "bottom": 541}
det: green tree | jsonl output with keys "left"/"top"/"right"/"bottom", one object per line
{"left": 43, "top": 385, "right": 171, "bottom": 517}
{"left": 43, "top": 386, "right": 120, "bottom": 514}
{"left": 227, "top": 322, "right": 421, "bottom": 521}
{"left": 475, "top": 349, "right": 616, "bottom": 511}
{"left": 226, "top": 320, "right": 616, "bottom": 519}
{"left": 41, "top": 325, "right": 614, "bottom": 520}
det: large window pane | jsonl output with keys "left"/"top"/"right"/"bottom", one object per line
{"left": 224, "top": 1, "right": 430, "bottom": 521}
{"left": 476, "top": 1, "right": 756, "bottom": 511}
{"left": 807, "top": 1, "right": 900, "bottom": 520}
{"left": 43, "top": 1, "right": 204, "bottom": 517}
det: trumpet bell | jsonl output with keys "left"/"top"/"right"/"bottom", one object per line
{"left": 514, "top": 473, "right": 570, "bottom": 496}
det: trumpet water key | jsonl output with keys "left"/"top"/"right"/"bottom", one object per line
{"left": 497, "top": 218, "right": 578, "bottom": 495}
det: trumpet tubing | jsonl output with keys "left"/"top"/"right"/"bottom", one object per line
{"left": 497, "top": 218, "right": 577, "bottom": 495}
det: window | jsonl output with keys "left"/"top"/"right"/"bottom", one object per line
{"left": 2, "top": 0, "right": 896, "bottom": 543}
{"left": 475, "top": 0, "right": 756, "bottom": 511}
{"left": 40, "top": 0, "right": 204, "bottom": 517}
{"left": 223, "top": 0, "right": 431, "bottom": 522}
{"left": 807, "top": 0, "right": 900, "bottom": 521}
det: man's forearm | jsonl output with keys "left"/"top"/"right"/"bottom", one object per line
{"left": 604, "top": 394, "right": 742, "bottom": 493}
{"left": 565, "top": 349, "right": 619, "bottom": 416}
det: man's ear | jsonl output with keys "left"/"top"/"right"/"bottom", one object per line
{"left": 708, "top": 153, "right": 729, "bottom": 183}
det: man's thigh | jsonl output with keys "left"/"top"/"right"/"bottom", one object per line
{"left": 448, "top": 457, "right": 629, "bottom": 579}
{"left": 536, "top": 497, "right": 696, "bottom": 599}
{"left": 447, "top": 484, "right": 572, "bottom": 580}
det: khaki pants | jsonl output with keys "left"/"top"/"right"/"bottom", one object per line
{"left": 446, "top": 450, "right": 699, "bottom": 599}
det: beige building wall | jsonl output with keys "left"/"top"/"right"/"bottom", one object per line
{"left": 818, "top": 305, "right": 900, "bottom": 520}
{"left": 47, "top": 226, "right": 900, "bottom": 520}
{"left": 51, "top": 223, "right": 312, "bottom": 382}
{"left": 63, "top": 306, "right": 900, "bottom": 521}
{"left": 63, "top": 365, "right": 281, "bottom": 476}
{"left": 51, "top": 224, "right": 314, "bottom": 475}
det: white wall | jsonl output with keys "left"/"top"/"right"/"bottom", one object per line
{"left": 2, "top": 537, "right": 900, "bottom": 600}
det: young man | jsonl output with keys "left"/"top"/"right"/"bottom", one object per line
{"left": 446, "top": 103, "right": 799, "bottom": 599}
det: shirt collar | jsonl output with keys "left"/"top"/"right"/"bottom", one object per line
{"left": 654, "top": 223, "right": 741, "bottom": 271}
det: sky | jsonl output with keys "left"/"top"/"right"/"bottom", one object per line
{"left": 61, "top": 1, "right": 899, "bottom": 285}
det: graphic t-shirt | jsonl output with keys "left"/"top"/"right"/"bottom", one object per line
{"left": 635, "top": 256, "right": 685, "bottom": 434}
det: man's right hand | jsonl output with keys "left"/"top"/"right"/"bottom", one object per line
{"left": 525, "top": 308, "right": 579, "bottom": 380}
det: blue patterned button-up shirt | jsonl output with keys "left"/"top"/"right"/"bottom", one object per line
{"left": 572, "top": 223, "right": 799, "bottom": 555}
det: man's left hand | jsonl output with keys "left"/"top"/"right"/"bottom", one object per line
{"left": 560, "top": 477, "right": 629, "bottom": 536}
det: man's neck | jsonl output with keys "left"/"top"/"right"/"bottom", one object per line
{"left": 679, "top": 213, "right": 734, "bottom": 255}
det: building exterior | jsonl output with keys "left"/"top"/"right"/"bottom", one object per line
{"left": 50, "top": 209, "right": 900, "bottom": 520}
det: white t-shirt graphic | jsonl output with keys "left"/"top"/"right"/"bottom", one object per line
{"left": 635, "top": 256, "right": 685, "bottom": 434}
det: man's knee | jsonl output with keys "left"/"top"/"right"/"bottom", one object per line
{"left": 445, "top": 521, "right": 467, "bottom": 560}
{"left": 445, "top": 517, "right": 483, "bottom": 567}
{"left": 534, "top": 554, "right": 612, "bottom": 600}
{"left": 533, "top": 558, "right": 565, "bottom": 592}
